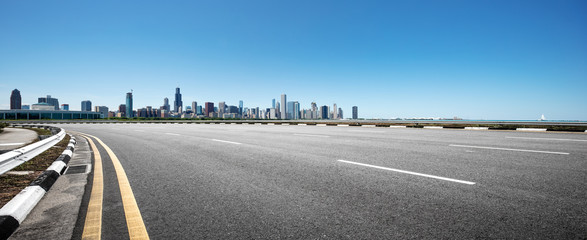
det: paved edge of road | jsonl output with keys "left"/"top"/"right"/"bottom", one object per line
{"left": 0, "top": 135, "right": 77, "bottom": 240}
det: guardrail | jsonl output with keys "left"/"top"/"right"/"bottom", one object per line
{"left": 0, "top": 126, "right": 66, "bottom": 175}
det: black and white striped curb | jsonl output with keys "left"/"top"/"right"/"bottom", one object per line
{"left": 0, "top": 135, "right": 76, "bottom": 240}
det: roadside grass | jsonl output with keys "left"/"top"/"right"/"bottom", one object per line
{"left": 0, "top": 134, "right": 70, "bottom": 208}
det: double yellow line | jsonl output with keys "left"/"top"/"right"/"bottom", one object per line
{"left": 79, "top": 133, "right": 149, "bottom": 240}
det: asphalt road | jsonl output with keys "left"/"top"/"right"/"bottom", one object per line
{"left": 51, "top": 123, "right": 587, "bottom": 239}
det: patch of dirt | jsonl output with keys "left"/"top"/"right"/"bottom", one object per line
{"left": 0, "top": 134, "right": 71, "bottom": 208}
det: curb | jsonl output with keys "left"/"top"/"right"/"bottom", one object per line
{"left": 0, "top": 135, "right": 76, "bottom": 240}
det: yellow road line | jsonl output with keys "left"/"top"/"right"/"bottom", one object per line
{"left": 84, "top": 133, "right": 150, "bottom": 240}
{"left": 81, "top": 135, "right": 103, "bottom": 240}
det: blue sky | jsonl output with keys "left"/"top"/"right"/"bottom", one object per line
{"left": 1, "top": 0, "right": 586, "bottom": 120}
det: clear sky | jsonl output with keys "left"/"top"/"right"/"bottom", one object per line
{"left": 1, "top": 0, "right": 586, "bottom": 120}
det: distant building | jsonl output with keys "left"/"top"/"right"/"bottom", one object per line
{"left": 333, "top": 104, "right": 338, "bottom": 120}
{"left": 174, "top": 87, "right": 183, "bottom": 113}
{"left": 38, "top": 95, "right": 59, "bottom": 110}
{"left": 32, "top": 103, "right": 55, "bottom": 110}
{"left": 21, "top": 105, "right": 30, "bottom": 110}
{"left": 81, "top": 100, "right": 92, "bottom": 111}
{"left": 338, "top": 108, "right": 343, "bottom": 119}
{"left": 281, "top": 94, "right": 287, "bottom": 119}
{"left": 10, "top": 89, "right": 21, "bottom": 109}
{"left": 163, "top": 97, "right": 170, "bottom": 111}
{"left": 126, "top": 92, "right": 133, "bottom": 118}
{"left": 191, "top": 101, "right": 197, "bottom": 114}
{"left": 94, "top": 106, "right": 108, "bottom": 118}
{"left": 352, "top": 106, "right": 358, "bottom": 119}
{"left": 118, "top": 104, "right": 126, "bottom": 116}
{"left": 219, "top": 102, "right": 226, "bottom": 116}
{"left": 320, "top": 105, "right": 329, "bottom": 119}
{"left": 272, "top": 99, "right": 275, "bottom": 109}
{"left": 239, "top": 100, "right": 243, "bottom": 115}
{"left": 196, "top": 106, "right": 203, "bottom": 115}
{"left": 204, "top": 102, "right": 214, "bottom": 117}
{"left": 61, "top": 104, "right": 69, "bottom": 111}
{"left": 1, "top": 109, "right": 101, "bottom": 120}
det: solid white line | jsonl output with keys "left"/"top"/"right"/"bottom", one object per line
{"left": 293, "top": 133, "right": 330, "bottom": 138}
{"left": 449, "top": 144, "right": 569, "bottom": 155}
{"left": 211, "top": 139, "right": 242, "bottom": 145}
{"left": 506, "top": 137, "right": 587, "bottom": 142}
{"left": 165, "top": 133, "right": 180, "bottom": 136}
{"left": 0, "top": 143, "right": 25, "bottom": 146}
{"left": 337, "top": 160, "right": 475, "bottom": 185}
{"left": 348, "top": 130, "right": 384, "bottom": 133}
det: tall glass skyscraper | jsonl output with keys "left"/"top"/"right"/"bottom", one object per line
{"left": 81, "top": 100, "right": 92, "bottom": 111}
{"left": 10, "top": 89, "right": 21, "bottom": 109}
{"left": 126, "top": 92, "right": 133, "bottom": 118}
{"left": 239, "top": 100, "right": 243, "bottom": 115}
{"left": 352, "top": 106, "right": 358, "bottom": 119}
{"left": 174, "top": 87, "right": 183, "bottom": 113}
{"left": 280, "top": 94, "right": 287, "bottom": 119}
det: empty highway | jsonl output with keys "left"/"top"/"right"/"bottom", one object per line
{"left": 50, "top": 123, "right": 587, "bottom": 239}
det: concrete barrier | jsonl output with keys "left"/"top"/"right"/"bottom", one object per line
{"left": 516, "top": 128, "right": 547, "bottom": 132}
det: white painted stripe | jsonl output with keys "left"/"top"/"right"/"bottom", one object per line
{"left": 281, "top": 123, "right": 290, "bottom": 125}
{"left": 165, "top": 133, "right": 180, "bottom": 136}
{"left": 389, "top": 126, "right": 407, "bottom": 128}
{"left": 348, "top": 130, "right": 384, "bottom": 133}
{"left": 361, "top": 125, "right": 376, "bottom": 128}
{"left": 47, "top": 161, "right": 67, "bottom": 174}
{"left": 0, "top": 143, "right": 25, "bottom": 146}
{"left": 316, "top": 124, "right": 327, "bottom": 126}
{"left": 506, "top": 136, "right": 587, "bottom": 142}
{"left": 449, "top": 144, "right": 569, "bottom": 155}
{"left": 516, "top": 128, "right": 547, "bottom": 131}
{"left": 267, "top": 123, "right": 275, "bottom": 125}
{"left": 338, "top": 160, "right": 475, "bottom": 185}
{"left": 465, "top": 127, "right": 489, "bottom": 130}
{"left": 424, "top": 126, "right": 443, "bottom": 129}
{"left": 337, "top": 124, "right": 349, "bottom": 127}
{"left": 211, "top": 139, "right": 242, "bottom": 145}
{"left": 293, "top": 133, "right": 330, "bottom": 138}
{"left": 0, "top": 185, "right": 46, "bottom": 223}
{"left": 63, "top": 149, "right": 73, "bottom": 157}
{"left": 298, "top": 124, "right": 307, "bottom": 126}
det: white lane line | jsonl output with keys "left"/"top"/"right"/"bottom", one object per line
{"left": 211, "top": 139, "right": 242, "bottom": 145}
{"left": 338, "top": 160, "right": 475, "bottom": 185}
{"left": 506, "top": 137, "right": 587, "bottom": 142}
{"left": 165, "top": 133, "right": 181, "bottom": 136}
{"left": 449, "top": 144, "right": 569, "bottom": 155}
{"left": 0, "top": 143, "right": 25, "bottom": 146}
{"left": 293, "top": 133, "right": 330, "bottom": 138}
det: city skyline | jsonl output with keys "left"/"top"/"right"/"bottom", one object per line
{"left": 1, "top": 1, "right": 586, "bottom": 120}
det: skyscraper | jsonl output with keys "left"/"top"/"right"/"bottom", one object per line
{"left": 81, "top": 100, "right": 92, "bottom": 111}
{"left": 287, "top": 101, "right": 294, "bottom": 119}
{"left": 38, "top": 95, "right": 59, "bottom": 110}
{"left": 191, "top": 101, "right": 197, "bottom": 114}
{"left": 239, "top": 100, "right": 243, "bottom": 115}
{"left": 174, "top": 87, "right": 183, "bottom": 113}
{"left": 333, "top": 103, "right": 338, "bottom": 120}
{"left": 272, "top": 99, "right": 275, "bottom": 109}
{"left": 280, "top": 94, "right": 287, "bottom": 119}
{"left": 320, "top": 106, "right": 329, "bottom": 119}
{"left": 126, "top": 92, "right": 133, "bottom": 118}
{"left": 352, "top": 106, "right": 358, "bottom": 119}
{"left": 338, "top": 108, "right": 343, "bottom": 119}
{"left": 163, "top": 97, "right": 170, "bottom": 111}
{"left": 294, "top": 101, "right": 300, "bottom": 119}
{"left": 219, "top": 102, "right": 226, "bottom": 116}
{"left": 10, "top": 89, "right": 21, "bottom": 109}
{"left": 204, "top": 102, "right": 214, "bottom": 117}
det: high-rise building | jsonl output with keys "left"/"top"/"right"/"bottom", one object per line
{"left": 280, "top": 94, "right": 287, "bottom": 119}
{"left": 333, "top": 104, "right": 338, "bottom": 120}
{"left": 287, "top": 101, "right": 294, "bottom": 119}
{"left": 352, "top": 106, "right": 358, "bottom": 119}
{"left": 275, "top": 102, "right": 280, "bottom": 118}
{"left": 338, "top": 108, "right": 343, "bottom": 119}
{"left": 239, "top": 100, "right": 243, "bottom": 115}
{"left": 191, "top": 101, "right": 197, "bottom": 114}
{"left": 94, "top": 106, "right": 109, "bottom": 118}
{"left": 10, "top": 89, "right": 21, "bottom": 109}
{"left": 38, "top": 95, "right": 59, "bottom": 110}
{"left": 320, "top": 105, "right": 329, "bottom": 119}
{"left": 61, "top": 104, "right": 69, "bottom": 111}
{"left": 219, "top": 102, "right": 226, "bottom": 115}
{"left": 272, "top": 99, "right": 276, "bottom": 109}
{"left": 163, "top": 97, "right": 170, "bottom": 111}
{"left": 196, "top": 106, "right": 203, "bottom": 115}
{"left": 294, "top": 102, "right": 300, "bottom": 119}
{"left": 174, "top": 87, "right": 183, "bottom": 113}
{"left": 81, "top": 100, "right": 92, "bottom": 111}
{"left": 126, "top": 92, "right": 133, "bottom": 118}
{"left": 204, "top": 102, "right": 214, "bottom": 117}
